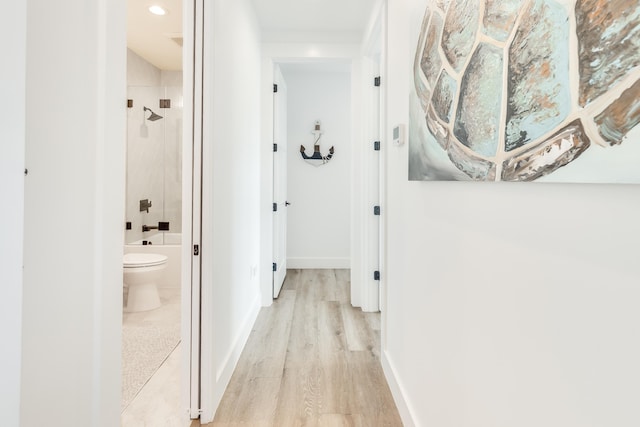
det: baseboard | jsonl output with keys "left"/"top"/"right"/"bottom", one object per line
{"left": 381, "top": 350, "right": 417, "bottom": 427}
{"left": 215, "top": 295, "right": 261, "bottom": 382}
{"left": 287, "top": 257, "right": 351, "bottom": 269}
{"left": 202, "top": 294, "right": 261, "bottom": 423}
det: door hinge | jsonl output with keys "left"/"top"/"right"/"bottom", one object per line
{"left": 374, "top": 271, "right": 381, "bottom": 281}
{"left": 273, "top": 262, "right": 277, "bottom": 272}
{"left": 374, "top": 205, "right": 381, "bottom": 216}
{"left": 273, "top": 84, "right": 278, "bottom": 93}
{"left": 159, "top": 99, "right": 171, "bottom": 108}
{"left": 374, "top": 76, "right": 381, "bottom": 87}
{"left": 273, "top": 143, "right": 278, "bottom": 152}
{"left": 273, "top": 202, "right": 278, "bottom": 212}
{"left": 193, "top": 244, "right": 200, "bottom": 256}
{"left": 374, "top": 140, "right": 380, "bottom": 151}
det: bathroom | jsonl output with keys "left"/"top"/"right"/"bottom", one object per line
{"left": 121, "top": 0, "right": 184, "bottom": 421}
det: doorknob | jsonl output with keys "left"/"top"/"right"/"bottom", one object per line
{"left": 285, "top": 201, "right": 291, "bottom": 206}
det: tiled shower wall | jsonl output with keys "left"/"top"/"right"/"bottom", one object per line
{"left": 126, "top": 49, "right": 182, "bottom": 244}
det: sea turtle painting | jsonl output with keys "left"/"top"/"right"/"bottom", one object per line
{"left": 409, "top": 0, "right": 640, "bottom": 182}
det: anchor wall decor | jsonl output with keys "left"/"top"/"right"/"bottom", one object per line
{"left": 300, "top": 120, "right": 334, "bottom": 167}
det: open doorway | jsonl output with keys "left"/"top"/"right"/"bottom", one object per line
{"left": 121, "top": 0, "right": 200, "bottom": 424}
{"left": 267, "top": 59, "right": 357, "bottom": 308}
{"left": 279, "top": 61, "right": 353, "bottom": 270}
{"left": 262, "top": 47, "right": 383, "bottom": 313}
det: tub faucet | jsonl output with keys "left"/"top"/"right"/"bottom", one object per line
{"left": 142, "top": 222, "right": 170, "bottom": 232}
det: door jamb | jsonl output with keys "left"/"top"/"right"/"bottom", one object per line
{"left": 259, "top": 46, "right": 362, "bottom": 309}
{"left": 181, "top": 0, "right": 204, "bottom": 419}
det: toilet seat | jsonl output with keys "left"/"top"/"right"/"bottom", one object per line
{"left": 123, "top": 253, "right": 168, "bottom": 268}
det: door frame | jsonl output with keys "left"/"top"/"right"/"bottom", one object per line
{"left": 360, "top": 1, "right": 386, "bottom": 314}
{"left": 181, "top": 0, "right": 204, "bottom": 419}
{"left": 272, "top": 64, "right": 288, "bottom": 298}
{"left": 259, "top": 44, "right": 365, "bottom": 309}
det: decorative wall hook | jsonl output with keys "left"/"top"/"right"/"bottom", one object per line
{"left": 300, "top": 120, "right": 334, "bottom": 167}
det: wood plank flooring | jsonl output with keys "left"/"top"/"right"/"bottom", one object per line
{"left": 205, "top": 269, "right": 402, "bottom": 426}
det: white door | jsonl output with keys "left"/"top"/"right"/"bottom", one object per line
{"left": 272, "top": 66, "right": 288, "bottom": 298}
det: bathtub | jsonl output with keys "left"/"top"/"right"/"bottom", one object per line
{"left": 124, "top": 232, "right": 182, "bottom": 289}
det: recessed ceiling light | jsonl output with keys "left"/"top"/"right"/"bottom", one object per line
{"left": 148, "top": 5, "right": 167, "bottom": 15}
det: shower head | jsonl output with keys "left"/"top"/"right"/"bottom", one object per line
{"left": 143, "top": 106, "right": 163, "bottom": 121}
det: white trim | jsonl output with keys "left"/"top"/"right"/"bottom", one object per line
{"left": 260, "top": 57, "right": 276, "bottom": 307}
{"left": 261, "top": 44, "right": 364, "bottom": 312}
{"left": 215, "top": 296, "right": 261, "bottom": 382}
{"left": 377, "top": 0, "right": 389, "bottom": 329}
{"left": 181, "top": 0, "right": 202, "bottom": 418}
{"left": 198, "top": 0, "right": 214, "bottom": 420}
{"left": 1, "top": 2, "right": 25, "bottom": 424}
{"left": 201, "top": 296, "right": 261, "bottom": 423}
{"left": 359, "top": 0, "right": 386, "bottom": 313}
{"left": 287, "top": 257, "right": 351, "bottom": 269}
{"left": 93, "top": 1, "right": 127, "bottom": 424}
{"left": 350, "top": 57, "right": 364, "bottom": 309}
{"left": 381, "top": 350, "right": 417, "bottom": 427}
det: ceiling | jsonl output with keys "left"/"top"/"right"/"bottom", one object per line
{"left": 127, "top": 0, "right": 183, "bottom": 70}
{"left": 127, "top": 0, "right": 376, "bottom": 71}
{"left": 279, "top": 60, "right": 352, "bottom": 75}
{"left": 251, "top": 0, "right": 376, "bottom": 34}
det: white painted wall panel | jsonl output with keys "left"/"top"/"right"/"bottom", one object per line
{"left": 199, "top": 0, "right": 263, "bottom": 421}
{"left": 20, "top": 0, "right": 125, "bottom": 425}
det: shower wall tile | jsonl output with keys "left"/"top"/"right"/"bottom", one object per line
{"left": 127, "top": 49, "right": 161, "bottom": 87}
{"left": 162, "top": 85, "right": 183, "bottom": 235}
{"left": 126, "top": 86, "right": 165, "bottom": 243}
{"left": 126, "top": 53, "right": 183, "bottom": 243}
{"left": 161, "top": 71, "right": 183, "bottom": 87}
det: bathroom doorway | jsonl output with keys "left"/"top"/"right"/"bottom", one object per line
{"left": 121, "top": 0, "right": 191, "bottom": 423}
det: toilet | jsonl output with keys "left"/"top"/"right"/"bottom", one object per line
{"left": 123, "top": 253, "right": 168, "bottom": 312}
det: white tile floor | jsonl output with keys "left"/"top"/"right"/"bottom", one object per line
{"left": 121, "top": 288, "right": 195, "bottom": 427}
{"left": 121, "top": 345, "right": 194, "bottom": 427}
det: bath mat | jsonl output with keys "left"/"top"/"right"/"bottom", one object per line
{"left": 121, "top": 319, "right": 181, "bottom": 410}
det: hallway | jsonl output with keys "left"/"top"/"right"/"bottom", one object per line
{"left": 207, "top": 269, "right": 402, "bottom": 426}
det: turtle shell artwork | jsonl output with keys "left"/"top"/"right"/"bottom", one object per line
{"left": 408, "top": 0, "right": 640, "bottom": 182}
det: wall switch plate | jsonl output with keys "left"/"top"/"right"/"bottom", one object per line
{"left": 393, "top": 124, "right": 405, "bottom": 146}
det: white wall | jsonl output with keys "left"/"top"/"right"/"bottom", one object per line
{"left": 20, "top": 1, "right": 125, "bottom": 426}
{"left": 383, "top": 1, "right": 640, "bottom": 426}
{"left": 0, "top": 3, "right": 26, "bottom": 426}
{"left": 199, "top": 0, "right": 262, "bottom": 421}
{"left": 281, "top": 66, "right": 352, "bottom": 269}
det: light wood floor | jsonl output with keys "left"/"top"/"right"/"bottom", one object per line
{"left": 203, "top": 269, "right": 402, "bottom": 426}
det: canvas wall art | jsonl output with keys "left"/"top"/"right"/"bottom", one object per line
{"left": 408, "top": 0, "right": 640, "bottom": 182}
